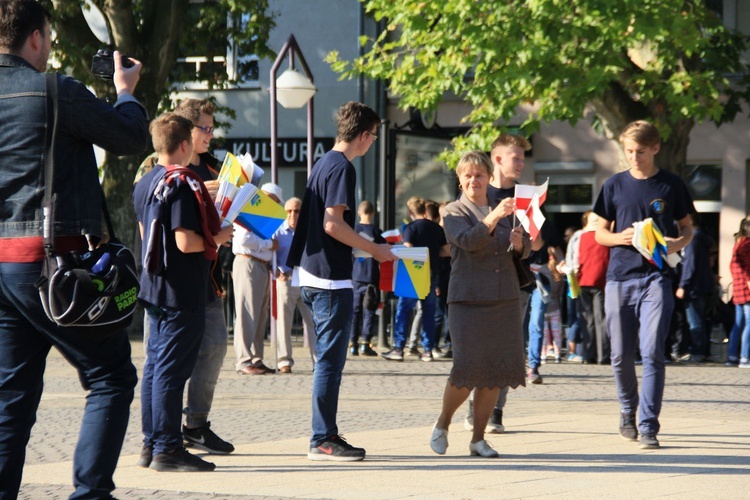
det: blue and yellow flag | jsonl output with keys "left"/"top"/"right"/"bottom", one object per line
{"left": 226, "top": 184, "right": 286, "bottom": 239}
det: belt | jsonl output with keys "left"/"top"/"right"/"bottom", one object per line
{"left": 237, "top": 253, "right": 270, "bottom": 265}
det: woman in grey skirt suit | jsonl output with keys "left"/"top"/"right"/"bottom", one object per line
{"left": 430, "top": 151, "right": 530, "bottom": 458}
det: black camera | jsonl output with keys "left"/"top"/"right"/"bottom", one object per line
{"left": 91, "top": 49, "right": 134, "bottom": 80}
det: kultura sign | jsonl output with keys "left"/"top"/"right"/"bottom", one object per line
{"left": 218, "top": 138, "right": 335, "bottom": 167}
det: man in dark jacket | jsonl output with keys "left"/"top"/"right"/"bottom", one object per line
{"left": 0, "top": 1, "right": 148, "bottom": 497}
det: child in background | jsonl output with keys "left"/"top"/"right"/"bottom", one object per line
{"left": 542, "top": 247, "right": 566, "bottom": 363}
{"left": 349, "top": 200, "right": 385, "bottom": 356}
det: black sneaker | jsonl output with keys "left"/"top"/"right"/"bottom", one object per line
{"left": 149, "top": 446, "right": 216, "bottom": 472}
{"left": 359, "top": 343, "right": 378, "bottom": 356}
{"left": 487, "top": 409, "right": 505, "bottom": 433}
{"left": 307, "top": 435, "right": 366, "bottom": 462}
{"left": 381, "top": 348, "right": 404, "bottom": 361}
{"left": 183, "top": 422, "right": 235, "bottom": 454}
{"left": 638, "top": 433, "right": 660, "bottom": 449}
{"left": 136, "top": 444, "right": 153, "bottom": 468}
{"left": 349, "top": 343, "right": 359, "bottom": 356}
{"left": 619, "top": 412, "right": 638, "bottom": 441}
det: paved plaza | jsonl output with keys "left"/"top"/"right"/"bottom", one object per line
{"left": 18, "top": 337, "right": 750, "bottom": 499}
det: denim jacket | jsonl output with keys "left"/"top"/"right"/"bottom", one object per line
{"left": 0, "top": 53, "right": 149, "bottom": 240}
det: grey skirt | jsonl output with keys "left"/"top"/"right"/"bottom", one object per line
{"left": 448, "top": 299, "right": 526, "bottom": 390}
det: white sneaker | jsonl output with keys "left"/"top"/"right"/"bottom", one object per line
{"left": 430, "top": 423, "right": 448, "bottom": 455}
{"left": 469, "top": 439, "right": 499, "bottom": 458}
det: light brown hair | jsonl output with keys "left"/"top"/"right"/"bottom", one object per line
{"left": 149, "top": 113, "right": 193, "bottom": 155}
{"left": 619, "top": 120, "right": 661, "bottom": 147}
{"left": 455, "top": 150, "right": 493, "bottom": 180}
{"left": 491, "top": 133, "right": 531, "bottom": 152}
{"left": 174, "top": 98, "right": 215, "bottom": 124}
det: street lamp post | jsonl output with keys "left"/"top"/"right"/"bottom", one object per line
{"left": 269, "top": 34, "right": 316, "bottom": 183}
{"left": 268, "top": 34, "right": 316, "bottom": 372}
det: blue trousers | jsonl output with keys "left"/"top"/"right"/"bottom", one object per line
{"left": 727, "top": 303, "right": 750, "bottom": 362}
{"left": 0, "top": 262, "right": 137, "bottom": 499}
{"left": 350, "top": 281, "right": 378, "bottom": 344}
{"left": 301, "top": 287, "right": 353, "bottom": 447}
{"left": 142, "top": 306, "right": 205, "bottom": 455}
{"left": 605, "top": 274, "right": 673, "bottom": 435}
{"left": 683, "top": 294, "right": 712, "bottom": 358}
{"left": 393, "top": 287, "right": 437, "bottom": 351}
{"left": 527, "top": 288, "right": 548, "bottom": 370}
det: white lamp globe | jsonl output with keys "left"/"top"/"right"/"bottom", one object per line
{"left": 275, "top": 68, "right": 317, "bottom": 109}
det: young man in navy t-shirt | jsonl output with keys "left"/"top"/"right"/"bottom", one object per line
{"left": 593, "top": 120, "right": 694, "bottom": 450}
{"left": 287, "top": 102, "right": 396, "bottom": 461}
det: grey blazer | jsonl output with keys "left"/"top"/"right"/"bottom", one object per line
{"left": 443, "top": 193, "right": 531, "bottom": 304}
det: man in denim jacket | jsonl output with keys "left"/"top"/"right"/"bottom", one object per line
{"left": 0, "top": 1, "right": 148, "bottom": 497}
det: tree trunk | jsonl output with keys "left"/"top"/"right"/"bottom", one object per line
{"left": 654, "top": 119, "right": 695, "bottom": 174}
{"left": 590, "top": 83, "right": 693, "bottom": 174}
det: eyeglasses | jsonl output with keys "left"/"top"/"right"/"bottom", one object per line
{"left": 286, "top": 209, "right": 300, "bottom": 214}
{"left": 195, "top": 125, "right": 215, "bottom": 134}
{"left": 366, "top": 130, "right": 378, "bottom": 141}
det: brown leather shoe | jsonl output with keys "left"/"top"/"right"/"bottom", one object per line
{"left": 279, "top": 366, "right": 292, "bottom": 374}
{"left": 237, "top": 365, "right": 268, "bottom": 375}
{"left": 254, "top": 363, "right": 276, "bottom": 374}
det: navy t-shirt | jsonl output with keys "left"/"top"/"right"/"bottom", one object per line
{"left": 133, "top": 165, "right": 210, "bottom": 310}
{"left": 487, "top": 185, "right": 514, "bottom": 203}
{"left": 403, "top": 218, "right": 446, "bottom": 276}
{"left": 286, "top": 150, "right": 356, "bottom": 280}
{"left": 593, "top": 169, "right": 694, "bottom": 281}
{"left": 352, "top": 222, "right": 384, "bottom": 284}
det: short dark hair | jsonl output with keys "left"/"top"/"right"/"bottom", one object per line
{"left": 149, "top": 113, "right": 193, "bottom": 155}
{"left": 425, "top": 200, "right": 440, "bottom": 222}
{"left": 174, "top": 98, "right": 215, "bottom": 124}
{"left": 358, "top": 200, "right": 374, "bottom": 215}
{"left": 336, "top": 101, "right": 380, "bottom": 143}
{"left": 0, "top": 0, "right": 50, "bottom": 53}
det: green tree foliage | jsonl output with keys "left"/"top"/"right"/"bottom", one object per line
{"left": 328, "top": 0, "right": 749, "bottom": 169}
{"left": 43, "top": 0, "right": 276, "bottom": 246}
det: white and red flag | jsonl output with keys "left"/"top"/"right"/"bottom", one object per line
{"left": 381, "top": 229, "right": 402, "bottom": 244}
{"left": 517, "top": 192, "right": 546, "bottom": 241}
{"left": 514, "top": 179, "right": 548, "bottom": 219}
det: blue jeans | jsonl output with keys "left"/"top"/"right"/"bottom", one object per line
{"left": 0, "top": 262, "right": 137, "bottom": 499}
{"left": 301, "top": 287, "right": 353, "bottom": 447}
{"left": 184, "top": 299, "right": 228, "bottom": 428}
{"left": 393, "top": 287, "right": 437, "bottom": 351}
{"left": 683, "top": 294, "right": 712, "bottom": 358}
{"left": 605, "top": 275, "right": 673, "bottom": 435}
{"left": 350, "top": 281, "right": 378, "bottom": 344}
{"left": 527, "top": 288, "right": 548, "bottom": 369}
{"left": 142, "top": 306, "right": 204, "bottom": 455}
{"left": 727, "top": 303, "right": 750, "bottom": 361}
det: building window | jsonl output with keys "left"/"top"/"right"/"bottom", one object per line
{"left": 172, "top": 2, "right": 260, "bottom": 90}
{"left": 535, "top": 173, "right": 595, "bottom": 213}
{"left": 680, "top": 163, "right": 722, "bottom": 212}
